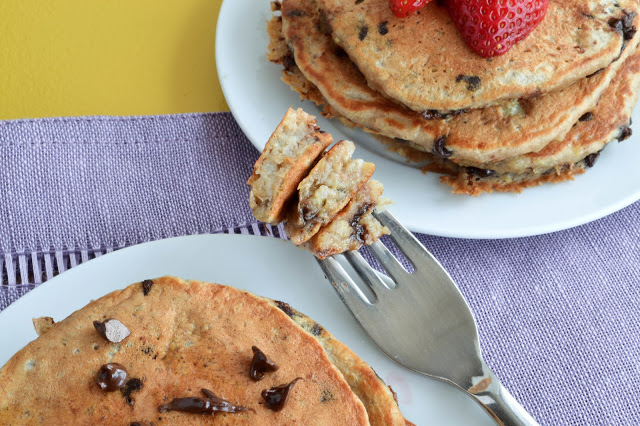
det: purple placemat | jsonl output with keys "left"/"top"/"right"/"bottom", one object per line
{"left": 1, "top": 113, "right": 639, "bottom": 425}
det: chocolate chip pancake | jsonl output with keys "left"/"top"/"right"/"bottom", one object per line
{"left": 316, "top": 0, "right": 635, "bottom": 112}
{"left": 280, "top": 0, "right": 640, "bottom": 164}
{"left": 459, "top": 47, "right": 640, "bottom": 188}
{"left": 285, "top": 140, "right": 376, "bottom": 245}
{"left": 0, "top": 277, "right": 409, "bottom": 425}
{"left": 268, "top": 9, "right": 640, "bottom": 195}
{"left": 305, "top": 179, "right": 389, "bottom": 259}
{"left": 248, "top": 107, "right": 332, "bottom": 224}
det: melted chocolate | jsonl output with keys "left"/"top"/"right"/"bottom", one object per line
{"left": 142, "top": 279, "right": 154, "bottom": 296}
{"left": 579, "top": 112, "right": 593, "bottom": 122}
{"left": 121, "top": 378, "right": 144, "bottom": 405}
{"left": 282, "top": 54, "right": 296, "bottom": 71}
{"left": 619, "top": 126, "right": 632, "bottom": 141}
{"left": 584, "top": 152, "right": 600, "bottom": 168}
{"left": 310, "top": 323, "right": 323, "bottom": 336}
{"left": 455, "top": 75, "right": 481, "bottom": 91}
{"left": 96, "top": 363, "right": 128, "bottom": 392}
{"left": 466, "top": 167, "right": 496, "bottom": 178}
{"left": 349, "top": 203, "right": 374, "bottom": 244}
{"left": 275, "top": 301, "right": 296, "bottom": 318}
{"left": 358, "top": 25, "right": 368, "bottom": 41}
{"left": 261, "top": 378, "right": 302, "bottom": 412}
{"left": 421, "top": 109, "right": 468, "bottom": 120}
{"left": 250, "top": 346, "right": 279, "bottom": 381}
{"left": 432, "top": 136, "right": 453, "bottom": 158}
{"left": 609, "top": 11, "right": 637, "bottom": 40}
{"left": 158, "top": 389, "right": 248, "bottom": 415}
{"left": 378, "top": 21, "right": 389, "bottom": 36}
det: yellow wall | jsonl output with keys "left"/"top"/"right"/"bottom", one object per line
{"left": 0, "top": 0, "right": 228, "bottom": 120}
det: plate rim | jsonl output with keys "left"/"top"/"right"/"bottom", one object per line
{"left": 0, "top": 233, "right": 496, "bottom": 425}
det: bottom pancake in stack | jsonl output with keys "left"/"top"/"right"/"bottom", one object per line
{"left": 0, "top": 277, "right": 410, "bottom": 425}
{"left": 267, "top": 0, "right": 640, "bottom": 195}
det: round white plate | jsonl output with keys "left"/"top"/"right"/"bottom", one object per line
{"left": 215, "top": 0, "right": 640, "bottom": 238}
{"left": 0, "top": 234, "right": 493, "bottom": 425}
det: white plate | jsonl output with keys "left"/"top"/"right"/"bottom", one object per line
{"left": 0, "top": 234, "right": 494, "bottom": 425}
{"left": 215, "top": 0, "right": 640, "bottom": 238}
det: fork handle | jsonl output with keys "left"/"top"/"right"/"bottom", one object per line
{"left": 466, "top": 364, "right": 539, "bottom": 426}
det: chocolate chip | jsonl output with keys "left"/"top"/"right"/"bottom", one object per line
{"left": 282, "top": 54, "right": 296, "bottom": 71}
{"left": 121, "top": 378, "right": 144, "bottom": 398}
{"left": 301, "top": 204, "right": 317, "bottom": 222}
{"left": 96, "top": 363, "right": 128, "bottom": 392}
{"left": 432, "top": 136, "right": 453, "bottom": 158}
{"left": 285, "top": 9, "right": 304, "bottom": 17}
{"left": 358, "top": 26, "right": 368, "bottom": 41}
{"left": 619, "top": 126, "right": 632, "bottom": 141}
{"left": 584, "top": 152, "right": 600, "bottom": 168}
{"left": 250, "top": 346, "right": 279, "bottom": 381}
{"left": 262, "top": 378, "right": 302, "bottom": 411}
{"left": 142, "top": 279, "right": 154, "bottom": 296}
{"left": 579, "top": 112, "right": 593, "bottom": 122}
{"left": 378, "top": 21, "right": 389, "bottom": 35}
{"left": 349, "top": 203, "right": 374, "bottom": 244}
{"left": 130, "top": 422, "right": 154, "bottom": 426}
{"left": 93, "top": 318, "right": 131, "bottom": 343}
{"left": 622, "top": 11, "right": 638, "bottom": 40}
{"left": 609, "top": 11, "right": 637, "bottom": 40}
{"left": 275, "top": 301, "right": 295, "bottom": 318}
{"left": 455, "top": 75, "right": 481, "bottom": 91}
{"left": 587, "top": 68, "right": 604, "bottom": 78}
{"left": 158, "top": 389, "right": 248, "bottom": 414}
{"left": 355, "top": 0, "right": 365, "bottom": 4}
{"left": 320, "top": 389, "right": 334, "bottom": 403}
{"left": 311, "top": 323, "right": 323, "bottom": 336}
{"left": 421, "top": 109, "right": 468, "bottom": 120}
{"left": 466, "top": 167, "right": 496, "bottom": 178}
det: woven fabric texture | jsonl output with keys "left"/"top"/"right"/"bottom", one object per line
{"left": 0, "top": 113, "right": 638, "bottom": 425}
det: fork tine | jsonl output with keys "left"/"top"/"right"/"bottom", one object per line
{"left": 343, "top": 250, "right": 392, "bottom": 295}
{"left": 368, "top": 240, "right": 408, "bottom": 282}
{"left": 316, "top": 257, "right": 373, "bottom": 309}
{"left": 374, "top": 210, "right": 429, "bottom": 266}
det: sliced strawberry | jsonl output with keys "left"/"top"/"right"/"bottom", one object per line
{"left": 389, "top": 0, "right": 430, "bottom": 19}
{"left": 446, "top": 0, "right": 548, "bottom": 57}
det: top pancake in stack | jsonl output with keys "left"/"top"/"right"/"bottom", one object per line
{"left": 317, "top": 0, "right": 632, "bottom": 111}
{"left": 269, "top": 0, "right": 640, "bottom": 194}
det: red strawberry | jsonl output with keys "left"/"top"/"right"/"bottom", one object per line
{"left": 389, "top": 0, "right": 430, "bottom": 18}
{"left": 446, "top": 0, "right": 548, "bottom": 57}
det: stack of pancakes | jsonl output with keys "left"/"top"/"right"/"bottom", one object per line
{"left": 267, "top": 0, "right": 640, "bottom": 195}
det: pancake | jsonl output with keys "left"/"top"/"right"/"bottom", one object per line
{"left": 0, "top": 277, "right": 409, "bottom": 425}
{"left": 248, "top": 107, "right": 333, "bottom": 224}
{"left": 316, "top": 0, "right": 635, "bottom": 112}
{"left": 267, "top": 14, "right": 640, "bottom": 195}
{"left": 277, "top": 3, "right": 640, "bottom": 163}
{"left": 286, "top": 140, "right": 376, "bottom": 245}
{"left": 305, "top": 179, "right": 389, "bottom": 259}
{"left": 474, "top": 50, "right": 640, "bottom": 176}
{"left": 438, "top": 47, "right": 639, "bottom": 195}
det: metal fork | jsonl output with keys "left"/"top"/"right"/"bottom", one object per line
{"left": 317, "top": 210, "right": 538, "bottom": 426}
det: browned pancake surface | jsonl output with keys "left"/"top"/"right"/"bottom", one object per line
{"left": 282, "top": 0, "right": 640, "bottom": 163}
{"left": 0, "top": 277, "right": 413, "bottom": 425}
{"left": 318, "top": 0, "right": 633, "bottom": 111}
